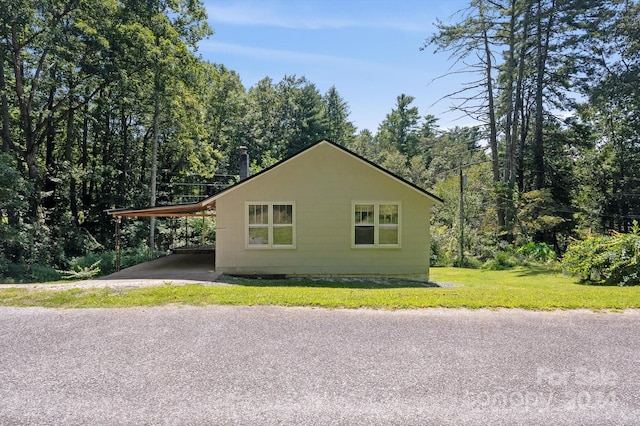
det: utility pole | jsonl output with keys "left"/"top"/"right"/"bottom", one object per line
{"left": 459, "top": 162, "right": 465, "bottom": 267}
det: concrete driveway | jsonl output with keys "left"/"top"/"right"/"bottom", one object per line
{"left": 101, "top": 253, "right": 220, "bottom": 282}
{"left": 1, "top": 306, "right": 639, "bottom": 425}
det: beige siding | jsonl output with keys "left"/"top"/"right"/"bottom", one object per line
{"left": 215, "top": 142, "right": 437, "bottom": 281}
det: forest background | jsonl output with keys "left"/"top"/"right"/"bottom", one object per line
{"left": 1, "top": 0, "right": 639, "bottom": 282}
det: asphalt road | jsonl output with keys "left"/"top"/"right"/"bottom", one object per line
{"left": 1, "top": 306, "right": 639, "bottom": 425}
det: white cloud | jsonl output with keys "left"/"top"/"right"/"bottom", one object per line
{"left": 206, "top": 2, "right": 431, "bottom": 32}
{"left": 206, "top": 3, "right": 350, "bottom": 30}
{"left": 199, "top": 40, "right": 375, "bottom": 68}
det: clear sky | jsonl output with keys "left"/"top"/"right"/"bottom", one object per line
{"left": 199, "top": 0, "right": 473, "bottom": 133}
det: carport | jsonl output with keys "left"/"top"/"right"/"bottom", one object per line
{"left": 106, "top": 147, "right": 251, "bottom": 274}
{"left": 106, "top": 200, "right": 217, "bottom": 272}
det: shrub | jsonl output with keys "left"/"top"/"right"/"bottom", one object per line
{"left": 69, "top": 246, "right": 167, "bottom": 277}
{"left": 2, "top": 263, "right": 61, "bottom": 284}
{"left": 69, "top": 252, "right": 115, "bottom": 275}
{"left": 0, "top": 246, "right": 167, "bottom": 284}
{"left": 459, "top": 256, "right": 483, "bottom": 269}
{"left": 516, "top": 242, "right": 557, "bottom": 264}
{"left": 0, "top": 250, "right": 7, "bottom": 278}
{"left": 430, "top": 226, "right": 454, "bottom": 266}
{"left": 481, "top": 241, "right": 559, "bottom": 271}
{"left": 562, "top": 222, "right": 640, "bottom": 286}
{"left": 57, "top": 260, "right": 102, "bottom": 280}
{"left": 482, "top": 250, "right": 519, "bottom": 270}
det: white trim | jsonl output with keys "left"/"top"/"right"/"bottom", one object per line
{"left": 245, "top": 202, "right": 296, "bottom": 249}
{"left": 351, "top": 201, "right": 401, "bottom": 249}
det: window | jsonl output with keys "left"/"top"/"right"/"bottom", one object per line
{"left": 248, "top": 204, "right": 269, "bottom": 246}
{"left": 354, "top": 204, "right": 375, "bottom": 245}
{"left": 247, "top": 202, "right": 295, "bottom": 248}
{"left": 352, "top": 202, "right": 400, "bottom": 247}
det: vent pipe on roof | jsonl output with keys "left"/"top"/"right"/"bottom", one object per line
{"left": 239, "top": 146, "right": 249, "bottom": 180}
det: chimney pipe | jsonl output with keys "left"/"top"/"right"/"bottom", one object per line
{"left": 239, "top": 146, "right": 249, "bottom": 180}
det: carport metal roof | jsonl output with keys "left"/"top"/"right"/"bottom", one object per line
{"left": 106, "top": 199, "right": 216, "bottom": 218}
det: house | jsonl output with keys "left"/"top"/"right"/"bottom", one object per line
{"left": 108, "top": 140, "right": 443, "bottom": 281}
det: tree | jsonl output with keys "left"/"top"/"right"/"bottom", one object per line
{"left": 243, "top": 75, "right": 333, "bottom": 163}
{"left": 283, "top": 78, "right": 330, "bottom": 156}
{"left": 376, "top": 94, "right": 421, "bottom": 159}
{"left": 0, "top": 153, "right": 29, "bottom": 270}
{"left": 425, "top": 1, "right": 504, "bottom": 226}
{"left": 346, "top": 129, "right": 379, "bottom": 162}
{"left": 574, "top": 0, "right": 640, "bottom": 232}
{"left": 0, "top": 0, "right": 214, "bottom": 266}
{"left": 323, "top": 86, "right": 356, "bottom": 145}
{"left": 205, "top": 64, "right": 247, "bottom": 175}
{"left": 424, "top": 126, "right": 485, "bottom": 186}
{"left": 107, "top": 0, "right": 212, "bottom": 251}
{"left": 424, "top": 0, "right": 611, "bottom": 244}
{"left": 0, "top": 0, "right": 118, "bottom": 217}
{"left": 244, "top": 77, "right": 284, "bottom": 166}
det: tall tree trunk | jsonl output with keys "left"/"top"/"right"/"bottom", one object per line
{"left": 87, "top": 110, "right": 101, "bottom": 212}
{"left": 501, "top": 0, "right": 528, "bottom": 237}
{"left": 118, "top": 101, "right": 129, "bottom": 204}
{"left": 503, "top": 0, "right": 518, "bottom": 187}
{"left": 149, "top": 93, "right": 160, "bottom": 252}
{"left": 606, "top": 112, "right": 627, "bottom": 232}
{"left": 514, "top": 1, "right": 532, "bottom": 192}
{"left": 518, "top": 107, "right": 531, "bottom": 192}
{"left": 65, "top": 78, "right": 78, "bottom": 225}
{"left": 140, "top": 127, "right": 151, "bottom": 185}
{"left": 9, "top": 23, "right": 49, "bottom": 218}
{"left": 43, "top": 73, "right": 57, "bottom": 214}
{"left": 479, "top": 6, "right": 504, "bottom": 229}
{"left": 99, "top": 99, "right": 112, "bottom": 204}
{"left": 81, "top": 100, "right": 90, "bottom": 211}
{"left": 0, "top": 35, "right": 11, "bottom": 153}
{"left": 532, "top": 0, "right": 555, "bottom": 190}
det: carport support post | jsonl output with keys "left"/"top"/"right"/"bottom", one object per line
{"left": 202, "top": 213, "right": 205, "bottom": 246}
{"left": 115, "top": 216, "right": 121, "bottom": 272}
{"left": 171, "top": 217, "right": 175, "bottom": 250}
{"left": 184, "top": 216, "right": 188, "bottom": 246}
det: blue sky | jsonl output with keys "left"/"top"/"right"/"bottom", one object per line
{"left": 199, "top": 0, "right": 472, "bottom": 132}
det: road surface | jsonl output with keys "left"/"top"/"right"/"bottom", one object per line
{"left": 1, "top": 306, "right": 638, "bottom": 425}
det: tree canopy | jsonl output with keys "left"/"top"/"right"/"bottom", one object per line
{"left": 1, "top": 0, "right": 639, "bottom": 279}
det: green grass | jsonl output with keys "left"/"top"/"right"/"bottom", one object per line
{"left": 1, "top": 266, "right": 639, "bottom": 310}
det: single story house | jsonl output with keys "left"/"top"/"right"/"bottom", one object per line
{"left": 109, "top": 140, "right": 443, "bottom": 281}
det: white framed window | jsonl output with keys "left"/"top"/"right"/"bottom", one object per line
{"left": 352, "top": 201, "right": 400, "bottom": 248}
{"left": 246, "top": 202, "right": 295, "bottom": 248}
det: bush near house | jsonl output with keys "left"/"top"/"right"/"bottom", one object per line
{"left": 562, "top": 222, "right": 640, "bottom": 286}
{"left": 481, "top": 242, "right": 557, "bottom": 270}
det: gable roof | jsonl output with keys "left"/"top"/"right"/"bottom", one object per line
{"left": 107, "top": 139, "right": 442, "bottom": 217}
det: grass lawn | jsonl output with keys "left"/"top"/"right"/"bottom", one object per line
{"left": 0, "top": 266, "right": 639, "bottom": 310}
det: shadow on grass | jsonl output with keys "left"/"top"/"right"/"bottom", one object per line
{"left": 217, "top": 275, "right": 443, "bottom": 289}
{"left": 512, "top": 264, "right": 562, "bottom": 277}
